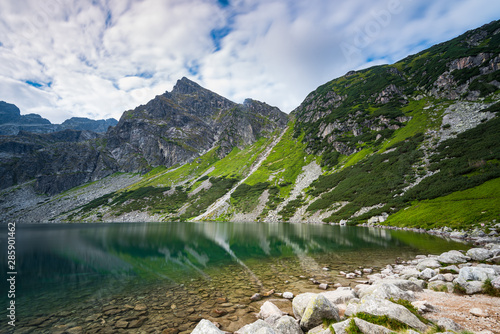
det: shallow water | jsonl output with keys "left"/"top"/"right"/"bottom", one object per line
{"left": 0, "top": 222, "right": 469, "bottom": 333}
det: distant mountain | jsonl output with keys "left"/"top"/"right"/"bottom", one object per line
{"left": 1, "top": 21, "right": 499, "bottom": 229}
{"left": 0, "top": 101, "right": 118, "bottom": 135}
{"left": 61, "top": 117, "right": 118, "bottom": 133}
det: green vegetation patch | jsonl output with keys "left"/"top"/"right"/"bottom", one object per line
{"left": 278, "top": 194, "right": 306, "bottom": 221}
{"left": 385, "top": 177, "right": 500, "bottom": 230}
{"left": 355, "top": 312, "right": 408, "bottom": 331}
{"left": 244, "top": 123, "right": 315, "bottom": 198}
{"left": 231, "top": 182, "right": 270, "bottom": 213}
{"left": 389, "top": 298, "right": 431, "bottom": 325}
{"left": 482, "top": 279, "right": 500, "bottom": 297}
{"left": 306, "top": 134, "right": 424, "bottom": 223}
{"left": 344, "top": 319, "right": 363, "bottom": 334}
{"left": 181, "top": 176, "right": 239, "bottom": 219}
{"left": 404, "top": 117, "right": 500, "bottom": 202}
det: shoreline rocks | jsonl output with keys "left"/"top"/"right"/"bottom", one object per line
{"left": 191, "top": 243, "right": 500, "bottom": 334}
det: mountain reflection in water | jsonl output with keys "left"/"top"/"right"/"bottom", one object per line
{"left": 0, "top": 222, "right": 467, "bottom": 324}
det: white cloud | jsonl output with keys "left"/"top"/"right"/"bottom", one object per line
{"left": 0, "top": 0, "right": 500, "bottom": 123}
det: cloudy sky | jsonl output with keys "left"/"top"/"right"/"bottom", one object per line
{"left": 1, "top": 0, "right": 499, "bottom": 123}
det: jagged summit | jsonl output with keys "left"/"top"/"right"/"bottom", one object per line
{"left": 1, "top": 78, "right": 288, "bottom": 194}
{"left": 170, "top": 77, "right": 206, "bottom": 95}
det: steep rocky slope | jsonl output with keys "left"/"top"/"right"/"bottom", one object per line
{"left": 1, "top": 21, "right": 499, "bottom": 228}
{"left": 0, "top": 78, "right": 288, "bottom": 195}
{"left": 106, "top": 77, "right": 288, "bottom": 172}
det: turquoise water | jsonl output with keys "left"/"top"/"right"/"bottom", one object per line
{"left": 0, "top": 222, "right": 468, "bottom": 333}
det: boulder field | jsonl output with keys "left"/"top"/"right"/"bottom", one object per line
{"left": 192, "top": 244, "right": 500, "bottom": 334}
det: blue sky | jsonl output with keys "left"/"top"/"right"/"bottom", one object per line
{"left": 1, "top": 0, "right": 500, "bottom": 123}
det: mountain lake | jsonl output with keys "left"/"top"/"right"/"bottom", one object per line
{"left": 0, "top": 222, "right": 470, "bottom": 333}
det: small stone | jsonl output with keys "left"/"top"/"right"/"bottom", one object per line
{"left": 162, "top": 329, "right": 179, "bottom": 334}
{"left": 211, "top": 308, "right": 228, "bottom": 317}
{"left": 363, "top": 268, "right": 373, "bottom": 274}
{"left": 346, "top": 273, "right": 356, "bottom": 279}
{"left": 318, "top": 283, "right": 328, "bottom": 290}
{"left": 115, "top": 320, "right": 128, "bottom": 329}
{"left": 322, "top": 267, "right": 330, "bottom": 271}
{"left": 134, "top": 303, "right": 147, "bottom": 311}
{"left": 251, "top": 293, "right": 262, "bottom": 301}
{"left": 470, "top": 308, "right": 488, "bottom": 317}
{"left": 262, "top": 289, "right": 275, "bottom": 297}
{"left": 66, "top": 327, "right": 84, "bottom": 334}
{"left": 283, "top": 292, "right": 294, "bottom": 299}
{"left": 170, "top": 304, "right": 177, "bottom": 310}
{"left": 215, "top": 297, "right": 228, "bottom": 304}
{"left": 128, "top": 317, "right": 147, "bottom": 328}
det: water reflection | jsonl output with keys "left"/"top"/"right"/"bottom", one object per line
{"left": 0, "top": 222, "right": 468, "bottom": 325}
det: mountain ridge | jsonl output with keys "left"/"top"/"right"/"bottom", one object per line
{"left": 0, "top": 101, "right": 118, "bottom": 135}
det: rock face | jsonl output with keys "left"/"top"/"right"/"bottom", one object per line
{"left": 107, "top": 78, "right": 287, "bottom": 172}
{"left": 0, "top": 78, "right": 288, "bottom": 194}
{"left": 0, "top": 130, "right": 117, "bottom": 195}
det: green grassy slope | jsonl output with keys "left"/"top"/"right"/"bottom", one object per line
{"left": 385, "top": 177, "right": 500, "bottom": 230}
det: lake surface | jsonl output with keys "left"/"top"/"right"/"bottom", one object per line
{"left": 0, "top": 222, "right": 469, "bottom": 333}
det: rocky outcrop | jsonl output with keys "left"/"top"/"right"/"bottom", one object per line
{"left": 106, "top": 77, "right": 288, "bottom": 173}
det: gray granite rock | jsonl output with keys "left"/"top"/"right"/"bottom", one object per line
{"left": 192, "top": 319, "right": 225, "bottom": 334}
{"left": 300, "top": 294, "right": 340, "bottom": 331}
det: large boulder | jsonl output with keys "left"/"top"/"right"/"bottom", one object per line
{"left": 300, "top": 294, "right": 340, "bottom": 331}
{"left": 192, "top": 319, "right": 225, "bottom": 334}
{"left": 353, "top": 318, "right": 392, "bottom": 334}
{"left": 292, "top": 293, "right": 316, "bottom": 320}
{"left": 236, "top": 320, "right": 276, "bottom": 334}
{"left": 419, "top": 268, "right": 437, "bottom": 280}
{"left": 400, "top": 267, "right": 421, "bottom": 279}
{"left": 416, "top": 258, "right": 441, "bottom": 271}
{"left": 492, "top": 276, "right": 500, "bottom": 289}
{"left": 357, "top": 282, "right": 415, "bottom": 301}
{"left": 331, "top": 318, "right": 392, "bottom": 334}
{"left": 320, "top": 288, "right": 358, "bottom": 305}
{"left": 437, "top": 317, "right": 463, "bottom": 332}
{"left": 345, "top": 297, "right": 428, "bottom": 332}
{"left": 258, "top": 301, "right": 286, "bottom": 320}
{"left": 437, "top": 250, "right": 469, "bottom": 264}
{"left": 467, "top": 248, "right": 492, "bottom": 261}
{"left": 274, "top": 316, "right": 302, "bottom": 334}
{"left": 381, "top": 279, "right": 424, "bottom": 292}
{"left": 456, "top": 266, "right": 497, "bottom": 283}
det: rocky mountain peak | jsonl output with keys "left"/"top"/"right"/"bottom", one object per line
{"left": 170, "top": 77, "right": 205, "bottom": 95}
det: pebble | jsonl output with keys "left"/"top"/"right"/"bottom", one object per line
{"left": 282, "top": 292, "right": 294, "bottom": 299}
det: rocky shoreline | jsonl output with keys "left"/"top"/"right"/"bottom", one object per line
{"left": 192, "top": 235, "right": 500, "bottom": 334}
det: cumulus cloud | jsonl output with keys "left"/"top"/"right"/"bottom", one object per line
{"left": 0, "top": 0, "right": 499, "bottom": 123}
